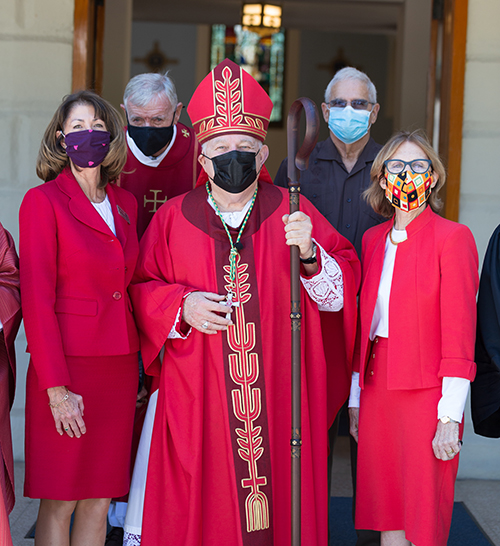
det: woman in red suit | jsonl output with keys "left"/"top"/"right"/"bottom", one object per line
{"left": 348, "top": 130, "right": 479, "bottom": 546}
{"left": 19, "top": 90, "right": 140, "bottom": 545}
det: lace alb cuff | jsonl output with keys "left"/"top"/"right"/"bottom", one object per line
{"left": 168, "top": 293, "right": 193, "bottom": 339}
{"left": 300, "top": 241, "right": 344, "bottom": 312}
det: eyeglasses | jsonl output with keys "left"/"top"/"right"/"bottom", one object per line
{"left": 384, "top": 159, "right": 432, "bottom": 175}
{"left": 327, "top": 99, "right": 374, "bottom": 111}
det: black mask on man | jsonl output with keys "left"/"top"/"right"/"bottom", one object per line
{"left": 127, "top": 113, "right": 175, "bottom": 157}
{"left": 205, "top": 150, "right": 258, "bottom": 194}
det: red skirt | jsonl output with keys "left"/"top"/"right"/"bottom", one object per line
{"left": 356, "top": 337, "right": 461, "bottom": 546}
{"left": 25, "top": 353, "right": 138, "bottom": 500}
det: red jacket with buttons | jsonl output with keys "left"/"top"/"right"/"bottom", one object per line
{"left": 354, "top": 206, "right": 479, "bottom": 390}
{"left": 19, "top": 168, "right": 140, "bottom": 391}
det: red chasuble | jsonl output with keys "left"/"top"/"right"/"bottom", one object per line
{"left": 118, "top": 122, "right": 200, "bottom": 239}
{"left": 130, "top": 182, "right": 360, "bottom": 546}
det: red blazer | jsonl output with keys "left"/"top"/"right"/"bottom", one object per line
{"left": 19, "top": 168, "right": 140, "bottom": 391}
{"left": 355, "top": 206, "right": 479, "bottom": 390}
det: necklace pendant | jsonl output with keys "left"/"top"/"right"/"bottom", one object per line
{"left": 225, "top": 291, "right": 240, "bottom": 320}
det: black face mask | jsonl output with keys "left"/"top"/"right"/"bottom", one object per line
{"left": 127, "top": 113, "right": 175, "bottom": 157}
{"left": 205, "top": 150, "right": 258, "bottom": 194}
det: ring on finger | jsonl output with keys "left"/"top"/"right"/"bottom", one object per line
{"left": 64, "top": 427, "right": 69, "bottom": 431}
{"left": 201, "top": 321, "right": 209, "bottom": 329}
{"left": 446, "top": 449, "right": 454, "bottom": 456}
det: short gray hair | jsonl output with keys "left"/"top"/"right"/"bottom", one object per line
{"left": 123, "top": 72, "right": 178, "bottom": 111}
{"left": 324, "top": 67, "right": 377, "bottom": 104}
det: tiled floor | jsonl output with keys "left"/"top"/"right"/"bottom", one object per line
{"left": 9, "top": 439, "right": 500, "bottom": 545}
{"left": 9, "top": 463, "right": 38, "bottom": 545}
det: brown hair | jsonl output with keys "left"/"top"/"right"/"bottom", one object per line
{"left": 364, "top": 129, "right": 446, "bottom": 219}
{"left": 36, "top": 90, "right": 127, "bottom": 187}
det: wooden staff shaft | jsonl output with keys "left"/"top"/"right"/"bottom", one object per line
{"left": 287, "top": 97, "right": 319, "bottom": 546}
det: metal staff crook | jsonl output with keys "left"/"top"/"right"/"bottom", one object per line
{"left": 287, "top": 97, "right": 320, "bottom": 546}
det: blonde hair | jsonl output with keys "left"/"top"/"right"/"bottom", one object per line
{"left": 364, "top": 129, "right": 446, "bottom": 218}
{"left": 36, "top": 90, "right": 127, "bottom": 187}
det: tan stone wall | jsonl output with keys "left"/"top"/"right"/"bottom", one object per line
{"left": 1, "top": 0, "right": 74, "bottom": 460}
{"left": 458, "top": 0, "right": 500, "bottom": 479}
{"left": 460, "top": 0, "right": 500, "bottom": 262}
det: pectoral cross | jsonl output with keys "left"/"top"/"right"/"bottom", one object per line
{"left": 225, "top": 291, "right": 240, "bottom": 320}
{"left": 144, "top": 190, "right": 167, "bottom": 213}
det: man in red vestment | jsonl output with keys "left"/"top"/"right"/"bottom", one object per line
{"left": 129, "top": 59, "right": 360, "bottom": 546}
{"left": 118, "top": 71, "right": 200, "bottom": 239}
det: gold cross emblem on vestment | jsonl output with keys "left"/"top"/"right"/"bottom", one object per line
{"left": 144, "top": 189, "right": 167, "bottom": 213}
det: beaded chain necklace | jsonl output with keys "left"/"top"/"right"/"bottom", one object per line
{"left": 206, "top": 181, "right": 258, "bottom": 314}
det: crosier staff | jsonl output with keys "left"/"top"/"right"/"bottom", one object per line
{"left": 287, "top": 97, "right": 319, "bottom": 546}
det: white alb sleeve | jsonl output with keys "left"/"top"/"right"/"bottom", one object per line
{"left": 300, "top": 241, "right": 344, "bottom": 312}
{"left": 167, "top": 295, "right": 193, "bottom": 339}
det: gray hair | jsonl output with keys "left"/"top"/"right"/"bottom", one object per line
{"left": 123, "top": 72, "right": 178, "bottom": 111}
{"left": 324, "top": 67, "right": 377, "bottom": 104}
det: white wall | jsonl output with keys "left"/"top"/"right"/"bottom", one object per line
{"left": 1, "top": 0, "right": 74, "bottom": 461}
{"left": 457, "top": 0, "right": 500, "bottom": 480}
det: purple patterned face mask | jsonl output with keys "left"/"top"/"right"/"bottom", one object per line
{"left": 62, "top": 129, "right": 111, "bottom": 168}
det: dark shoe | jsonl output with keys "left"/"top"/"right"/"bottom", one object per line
{"left": 105, "top": 526, "right": 124, "bottom": 546}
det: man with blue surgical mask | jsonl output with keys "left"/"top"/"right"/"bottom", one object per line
{"left": 275, "top": 66, "right": 384, "bottom": 257}
{"left": 275, "top": 66, "right": 385, "bottom": 546}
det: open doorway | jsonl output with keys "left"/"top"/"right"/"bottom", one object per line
{"left": 81, "top": 0, "right": 466, "bottom": 213}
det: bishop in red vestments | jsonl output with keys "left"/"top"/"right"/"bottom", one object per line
{"left": 130, "top": 59, "right": 360, "bottom": 546}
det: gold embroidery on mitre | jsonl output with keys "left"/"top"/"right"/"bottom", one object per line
{"left": 224, "top": 255, "right": 270, "bottom": 533}
{"left": 197, "top": 66, "right": 268, "bottom": 143}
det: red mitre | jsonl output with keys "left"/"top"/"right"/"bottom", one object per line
{"left": 187, "top": 58, "right": 273, "bottom": 145}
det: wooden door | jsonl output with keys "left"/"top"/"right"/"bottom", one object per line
{"left": 72, "top": 0, "right": 106, "bottom": 93}
{"left": 427, "top": 0, "right": 468, "bottom": 221}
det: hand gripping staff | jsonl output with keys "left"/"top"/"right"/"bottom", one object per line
{"left": 287, "top": 97, "right": 319, "bottom": 546}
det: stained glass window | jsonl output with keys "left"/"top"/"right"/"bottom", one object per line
{"left": 210, "top": 24, "right": 285, "bottom": 126}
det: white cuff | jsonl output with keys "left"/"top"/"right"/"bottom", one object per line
{"left": 167, "top": 303, "right": 192, "bottom": 339}
{"left": 437, "top": 377, "right": 470, "bottom": 423}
